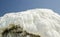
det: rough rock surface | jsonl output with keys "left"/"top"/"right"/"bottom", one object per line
{"left": 0, "top": 8, "right": 60, "bottom": 37}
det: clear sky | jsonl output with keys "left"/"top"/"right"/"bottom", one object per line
{"left": 0, "top": 0, "right": 60, "bottom": 16}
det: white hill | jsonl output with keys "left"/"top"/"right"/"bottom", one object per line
{"left": 0, "top": 9, "right": 60, "bottom": 37}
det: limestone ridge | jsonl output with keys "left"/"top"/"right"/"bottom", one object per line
{"left": 0, "top": 8, "right": 60, "bottom": 37}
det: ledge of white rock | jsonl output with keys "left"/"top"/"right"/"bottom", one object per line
{"left": 0, "top": 8, "right": 60, "bottom": 37}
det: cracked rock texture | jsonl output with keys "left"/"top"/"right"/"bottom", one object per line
{"left": 0, "top": 8, "right": 60, "bottom": 37}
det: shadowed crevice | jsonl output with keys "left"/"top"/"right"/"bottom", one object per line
{"left": 2, "top": 24, "right": 40, "bottom": 37}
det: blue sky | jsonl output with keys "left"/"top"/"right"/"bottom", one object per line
{"left": 0, "top": 0, "right": 60, "bottom": 16}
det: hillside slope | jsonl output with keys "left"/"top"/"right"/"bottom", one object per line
{"left": 0, "top": 9, "right": 60, "bottom": 37}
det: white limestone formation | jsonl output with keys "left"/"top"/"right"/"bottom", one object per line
{"left": 0, "top": 8, "right": 60, "bottom": 37}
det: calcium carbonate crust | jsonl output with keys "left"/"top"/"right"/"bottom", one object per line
{"left": 0, "top": 8, "right": 60, "bottom": 37}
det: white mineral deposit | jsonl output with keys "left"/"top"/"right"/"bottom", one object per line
{"left": 0, "top": 8, "right": 60, "bottom": 37}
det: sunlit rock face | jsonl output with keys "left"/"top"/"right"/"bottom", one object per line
{"left": 0, "top": 8, "right": 60, "bottom": 37}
